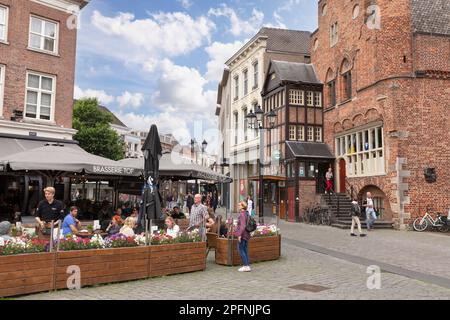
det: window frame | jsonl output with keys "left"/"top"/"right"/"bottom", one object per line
{"left": 28, "top": 15, "right": 59, "bottom": 55}
{"left": 253, "top": 61, "right": 259, "bottom": 89}
{"left": 307, "top": 127, "right": 314, "bottom": 142}
{"left": 289, "top": 125, "right": 296, "bottom": 141}
{"left": 243, "top": 69, "right": 248, "bottom": 96}
{"left": 297, "top": 125, "right": 305, "bottom": 141}
{"left": 0, "top": 64, "right": 5, "bottom": 117}
{"left": 24, "top": 71, "right": 56, "bottom": 122}
{"left": 315, "top": 127, "right": 322, "bottom": 142}
{"left": 234, "top": 76, "right": 239, "bottom": 100}
{"left": 289, "top": 89, "right": 304, "bottom": 106}
{"left": 343, "top": 71, "right": 352, "bottom": 100}
{"left": 306, "top": 91, "right": 314, "bottom": 107}
{"left": 0, "top": 5, "right": 9, "bottom": 43}
{"left": 328, "top": 80, "right": 336, "bottom": 106}
{"left": 330, "top": 22, "right": 338, "bottom": 47}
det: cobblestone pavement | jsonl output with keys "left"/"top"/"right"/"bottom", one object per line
{"left": 17, "top": 215, "right": 450, "bottom": 300}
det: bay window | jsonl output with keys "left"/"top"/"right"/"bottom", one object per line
{"left": 336, "top": 125, "right": 385, "bottom": 177}
{"left": 25, "top": 72, "right": 56, "bottom": 121}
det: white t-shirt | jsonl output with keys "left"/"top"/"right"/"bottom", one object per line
{"left": 247, "top": 199, "right": 253, "bottom": 213}
{"left": 366, "top": 198, "right": 374, "bottom": 209}
{"left": 167, "top": 224, "right": 180, "bottom": 238}
{"left": 119, "top": 226, "right": 135, "bottom": 237}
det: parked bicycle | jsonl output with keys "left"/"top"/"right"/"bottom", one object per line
{"left": 302, "top": 203, "right": 331, "bottom": 226}
{"left": 412, "top": 207, "right": 449, "bottom": 233}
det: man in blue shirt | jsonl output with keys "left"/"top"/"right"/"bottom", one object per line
{"left": 62, "top": 206, "right": 81, "bottom": 236}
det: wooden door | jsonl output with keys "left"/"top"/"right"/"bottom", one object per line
{"left": 339, "top": 158, "right": 346, "bottom": 193}
{"left": 288, "top": 187, "right": 295, "bottom": 222}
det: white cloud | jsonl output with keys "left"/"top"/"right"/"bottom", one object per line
{"left": 152, "top": 59, "right": 216, "bottom": 117}
{"left": 117, "top": 91, "right": 144, "bottom": 109}
{"left": 178, "top": 0, "right": 193, "bottom": 9}
{"left": 116, "top": 111, "right": 190, "bottom": 139}
{"left": 91, "top": 10, "right": 215, "bottom": 61}
{"left": 74, "top": 85, "right": 115, "bottom": 105}
{"left": 208, "top": 5, "right": 264, "bottom": 36}
{"left": 204, "top": 40, "right": 244, "bottom": 82}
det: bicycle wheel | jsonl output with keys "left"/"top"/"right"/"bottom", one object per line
{"left": 438, "top": 224, "right": 450, "bottom": 233}
{"left": 413, "top": 218, "right": 428, "bottom": 232}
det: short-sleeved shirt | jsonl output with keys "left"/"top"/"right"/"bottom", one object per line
{"left": 36, "top": 199, "right": 64, "bottom": 223}
{"left": 62, "top": 214, "right": 76, "bottom": 236}
{"left": 189, "top": 204, "right": 208, "bottom": 228}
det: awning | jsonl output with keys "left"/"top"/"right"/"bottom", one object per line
{"left": 286, "top": 141, "right": 335, "bottom": 160}
{"left": 0, "top": 137, "right": 139, "bottom": 177}
{"left": 118, "top": 153, "right": 233, "bottom": 183}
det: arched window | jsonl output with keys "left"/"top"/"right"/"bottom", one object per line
{"left": 340, "top": 58, "right": 352, "bottom": 101}
{"left": 325, "top": 68, "right": 336, "bottom": 107}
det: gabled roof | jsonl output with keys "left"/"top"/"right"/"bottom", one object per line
{"left": 98, "top": 105, "right": 128, "bottom": 128}
{"left": 226, "top": 27, "right": 311, "bottom": 65}
{"left": 271, "top": 60, "right": 322, "bottom": 84}
{"left": 411, "top": 0, "right": 450, "bottom": 36}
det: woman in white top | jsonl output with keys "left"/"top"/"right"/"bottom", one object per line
{"left": 119, "top": 217, "right": 136, "bottom": 237}
{"left": 165, "top": 217, "right": 180, "bottom": 238}
{"left": 247, "top": 196, "right": 254, "bottom": 216}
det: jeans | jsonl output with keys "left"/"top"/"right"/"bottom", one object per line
{"left": 238, "top": 239, "right": 249, "bottom": 266}
{"left": 366, "top": 209, "right": 377, "bottom": 229}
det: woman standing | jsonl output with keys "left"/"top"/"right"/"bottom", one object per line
{"left": 247, "top": 196, "right": 254, "bottom": 217}
{"left": 236, "top": 201, "right": 251, "bottom": 272}
{"left": 325, "top": 167, "right": 334, "bottom": 194}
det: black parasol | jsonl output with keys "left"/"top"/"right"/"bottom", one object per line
{"left": 140, "top": 125, "right": 163, "bottom": 222}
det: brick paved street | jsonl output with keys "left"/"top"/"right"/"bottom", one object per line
{"left": 17, "top": 216, "right": 450, "bottom": 300}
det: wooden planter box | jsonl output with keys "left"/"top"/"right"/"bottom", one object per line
{"left": 215, "top": 235, "right": 281, "bottom": 266}
{"left": 149, "top": 242, "right": 206, "bottom": 277}
{"left": 55, "top": 247, "right": 149, "bottom": 289}
{"left": 0, "top": 252, "right": 55, "bottom": 298}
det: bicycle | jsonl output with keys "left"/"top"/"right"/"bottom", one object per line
{"left": 412, "top": 207, "right": 449, "bottom": 233}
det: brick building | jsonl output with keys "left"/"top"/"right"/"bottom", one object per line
{"left": 311, "top": 0, "right": 450, "bottom": 229}
{"left": 0, "top": 0, "right": 89, "bottom": 139}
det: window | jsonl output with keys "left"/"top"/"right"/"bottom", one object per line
{"left": 313, "top": 38, "right": 319, "bottom": 51}
{"left": 322, "top": 3, "right": 328, "bottom": 16}
{"left": 29, "top": 16, "right": 58, "bottom": 54}
{"left": 253, "top": 61, "right": 259, "bottom": 89}
{"left": 336, "top": 125, "right": 385, "bottom": 177}
{"left": 298, "top": 162, "right": 306, "bottom": 177}
{"left": 308, "top": 163, "right": 316, "bottom": 178}
{"left": 243, "top": 69, "right": 248, "bottom": 96}
{"left": 297, "top": 125, "right": 305, "bottom": 141}
{"left": 234, "top": 112, "right": 238, "bottom": 145}
{"left": 352, "top": 4, "right": 360, "bottom": 19}
{"left": 289, "top": 89, "right": 304, "bottom": 105}
{"left": 0, "top": 65, "right": 4, "bottom": 116}
{"left": 306, "top": 91, "right": 314, "bottom": 106}
{"left": 234, "top": 76, "right": 239, "bottom": 100}
{"left": 307, "top": 127, "right": 314, "bottom": 142}
{"left": 328, "top": 80, "right": 336, "bottom": 106}
{"left": 343, "top": 71, "right": 352, "bottom": 100}
{"left": 25, "top": 72, "right": 56, "bottom": 121}
{"left": 315, "top": 127, "right": 322, "bottom": 142}
{"left": 289, "top": 126, "right": 296, "bottom": 140}
{"left": 330, "top": 22, "right": 338, "bottom": 47}
{"left": 243, "top": 107, "right": 248, "bottom": 141}
{"left": 314, "top": 92, "right": 322, "bottom": 107}
{"left": 0, "top": 5, "right": 8, "bottom": 42}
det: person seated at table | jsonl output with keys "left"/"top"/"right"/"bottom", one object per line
{"left": 165, "top": 217, "right": 180, "bottom": 238}
{"left": 170, "top": 206, "right": 185, "bottom": 220}
{"left": 120, "top": 217, "right": 136, "bottom": 237}
{"left": 62, "top": 206, "right": 82, "bottom": 236}
{"left": 115, "top": 208, "right": 124, "bottom": 220}
{"left": 159, "top": 207, "right": 169, "bottom": 220}
{"left": 0, "top": 221, "right": 12, "bottom": 241}
{"left": 106, "top": 215, "right": 122, "bottom": 236}
{"left": 206, "top": 211, "right": 216, "bottom": 233}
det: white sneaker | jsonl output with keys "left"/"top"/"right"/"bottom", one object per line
{"left": 238, "top": 267, "right": 246, "bottom": 272}
{"left": 244, "top": 266, "right": 251, "bottom": 272}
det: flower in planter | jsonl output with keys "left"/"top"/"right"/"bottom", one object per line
{"left": 104, "top": 233, "right": 138, "bottom": 248}
{"left": 0, "top": 237, "right": 49, "bottom": 255}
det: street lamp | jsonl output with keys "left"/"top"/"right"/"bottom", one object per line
{"left": 201, "top": 139, "right": 208, "bottom": 166}
{"left": 245, "top": 106, "right": 278, "bottom": 224}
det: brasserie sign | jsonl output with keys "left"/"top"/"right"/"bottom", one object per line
{"left": 92, "top": 165, "right": 136, "bottom": 176}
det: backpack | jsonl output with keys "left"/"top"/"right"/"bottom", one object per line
{"left": 245, "top": 211, "right": 257, "bottom": 233}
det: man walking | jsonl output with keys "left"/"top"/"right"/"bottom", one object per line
{"left": 363, "top": 192, "right": 377, "bottom": 231}
{"left": 188, "top": 194, "right": 209, "bottom": 241}
{"left": 186, "top": 192, "right": 194, "bottom": 214}
{"left": 350, "top": 199, "right": 366, "bottom": 237}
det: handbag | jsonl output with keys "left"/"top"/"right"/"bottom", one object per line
{"left": 245, "top": 212, "right": 257, "bottom": 233}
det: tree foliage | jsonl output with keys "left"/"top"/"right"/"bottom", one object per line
{"left": 73, "top": 98, "right": 124, "bottom": 161}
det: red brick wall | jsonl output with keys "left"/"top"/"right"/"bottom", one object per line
{"left": 0, "top": 0, "right": 77, "bottom": 129}
{"left": 312, "top": 0, "right": 450, "bottom": 228}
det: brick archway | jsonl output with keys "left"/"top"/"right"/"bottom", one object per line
{"left": 358, "top": 185, "right": 393, "bottom": 221}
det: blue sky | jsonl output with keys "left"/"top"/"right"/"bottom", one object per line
{"left": 74, "top": 0, "right": 318, "bottom": 150}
